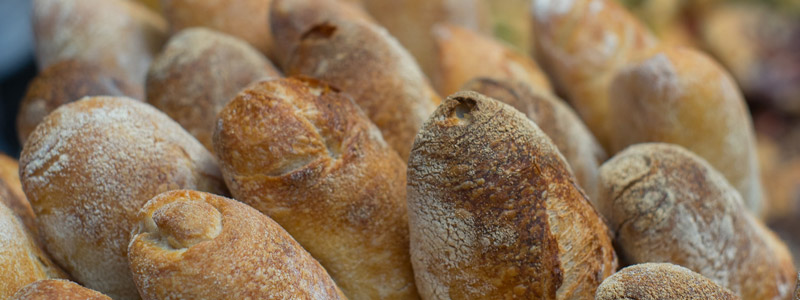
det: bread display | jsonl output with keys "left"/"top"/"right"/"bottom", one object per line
{"left": 146, "top": 28, "right": 281, "bottom": 152}
{"left": 285, "top": 19, "right": 440, "bottom": 159}
{"left": 598, "top": 143, "right": 795, "bottom": 300}
{"left": 11, "top": 280, "right": 111, "bottom": 300}
{"left": 19, "top": 97, "right": 227, "bottom": 299}
{"left": 407, "top": 91, "right": 617, "bottom": 299}
{"left": 128, "top": 190, "right": 346, "bottom": 299}
{"left": 595, "top": 263, "right": 739, "bottom": 300}
{"left": 214, "top": 78, "right": 417, "bottom": 299}
{"left": 461, "top": 78, "right": 606, "bottom": 201}
{"left": 0, "top": 154, "right": 36, "bottom": 235}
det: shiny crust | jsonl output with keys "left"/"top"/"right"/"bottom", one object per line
{"left": 19, "top": 97, "right": 227, "bottom": 299}
{"left": 0, "top": 154, "right": 37, "bottom": 235}
{"left": 595, "top": 263, "right": 739, "bottom": 300}
{"left": 128, "top": 190, "right": 346, "bottom": 299}
{"left": 11, "top": 280, "right": 110, "bottom": 300}
{"left": 407, "top": 91, "right": 617, "bottom": 299}
{"left": 146, "top": 28, "right": 281, "bottom": 152}
{"left": 285, "top": 19, "right": 440, "bottom": 159}
{"left": 214, "top": 78, "right": 418, "bottom": 299}
{"left": 598, "top": 143, "right": 795, "bottom": 300}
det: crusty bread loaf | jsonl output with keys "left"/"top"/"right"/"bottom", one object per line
{"left": 128, "top": 190, "right": 346, "bottom": 299}
{"left": 146, "top": 28, "right": 281, "bottom": 152}
{"left": 462, "top": 78, "right": 606, "bottom": 201}
{"left": 214, "top": 78, "right": 417, "bottom": 299}
{"left": 609, "top": 47, "right": 763, "bottom": 216}
{"left": 19, "top": 97, "right": 227, "bottom": 300}
{"left": 33, "top": 0, "right": 167, "bottom": 85}
{"left": 17, "top": 60, "right": 143, "bottom": 144}
{"left": 285, "top": 19, "right": 440, "bottom": 159}
{"left": 11, "top": 280, "right": 111, "bottom": 300}
{"left": 407, "top": 91, "right": 617, "bottom": 299}
{"left": 598, "top": 143, "right": 795, "bottom": 300}
{"left": 0, "top": 154, "right": 37, "bottom": 235}
{"left": 595, "top": 263, "right": 739, "bottom": 300}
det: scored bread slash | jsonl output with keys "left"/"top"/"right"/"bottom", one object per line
{"left": 595, "top": 263, "right": 739, "bottom": 300}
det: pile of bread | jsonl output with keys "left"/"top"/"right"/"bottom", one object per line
{"left": 2, "top": 0, "right": 799, "bottom": 299}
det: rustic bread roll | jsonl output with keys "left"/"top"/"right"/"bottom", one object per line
{"left": 432, "top": 24, "right": 552, "bottom": 97}
{"left": 17, "top": 60, "right": 143, "bottom": 144}
{"left": 595, "top": 263, "right": 739, "bottom": 300}
{"left": 407, "top": 91, "right": 617, "bottom": 299}
{"left": 20, "top": 97, "right": 227, "bottom": 300}
{"left": 146, "top": 28, "right": 281, "bottom": 152}
{"left": 532, "top": 0, "right": 659, "bottom": 149}
{"left": 128, "top": 190, "right": 346, "bottom": 299}
{"left": 11, "top": 280, "right": 111, "bottom": 300}
{"left": 33, "top": 0, "right": 167, "bottom": 85}
{"left": 461, "top": 78, "right": 606, "bottom": 201}
{"left": 0, "top": 154, "right": 36, "bottom": 235}
{"left": 598, "top": 143, "right": 795, "bottom": 300}
{"left": 214, "top": 78, "right": 417, "bottom": 299}
{"left": 285, "top": 19, "right": 440, "bottom": 159}
{"left": 609, "top": 47, "right": 764, "bottom": 216}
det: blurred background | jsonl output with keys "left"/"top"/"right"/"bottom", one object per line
{"left": 0, "top": 0, "right": 34, "bottom": 157}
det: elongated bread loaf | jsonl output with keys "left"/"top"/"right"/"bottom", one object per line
{"left": 598, "top": 143, "right": 795, "bottom": 300}
{"left": 407, "top": 91, "right": 617, "bottom": 299}
{"left": 128, "top": 190, "right": 346, "bottom": 299}
{"left": 20, "top": 97, "right": 227, "bottom": 299}
{"left": 0, "top": 154, "right": 36, "bottom": 235}
{"left": 595, "top": 263, "right": 739, "bottom": 300}
{"left": 11, "top": 280, "right": 111, "bottom": 300}
{"left": 214, "top": 78, "right": 417, "bottom": 299}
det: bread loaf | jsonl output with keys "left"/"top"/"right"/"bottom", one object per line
{"left": 11, "top": 280, "right": 111, "bottom": 300}
{"left": 128, "top": 190, "right": 346, "bottom": 299}
{"left": 595, "top": 263, "right": 739, "bottom": 300}
{"left": 407, "top": 91, "right": 617, "bottom": 299}
{"left": 285, "top": 19, "right": 440, "bottom": 159}
{"left": 20, "top": 97, "right": 227, "bottom": 299}
{"left": 598, "top": 143, "right": 795, "bottom": 300}
{"left": 146, "top": 28, "right": 281, "bottom": 152}
{"left": 0, "top": 154, "right": 36, "bottom": 235}
{"left": 609, "top": 47, "right": 763, "bottom": 216}
{"left": 462, "top": 78, "right": 606, "bottom": 201}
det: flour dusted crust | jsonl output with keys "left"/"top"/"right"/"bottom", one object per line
{"left": 11, "top": 280, "right": 110, "bottom": 300}
{"left": 0, "top": 154, "right": 37, "bottom": 235}
{"left": 127, "top": 190, "right": 345, "bottom": 299}
{"left": 214, "top": 78, "right": 417, "bottom": 299}
{"left": 285, "top": 19, "right": 441, "bottom": 159}
{"left": 407, "top": 91, "right": 617, "bottom": 299}
{"left": 598, "top": 143, "right": 795, "bottom": 300}
{"left": 462, "top": 78, "right": 606, "bottom": 201}
{"left": 146, "top": 28, "right": 281, "bottom": 152}
{"left": 19, "top": 96, "right": 227, "bottom": 300}
{"left": 595, "top": 263, "right": 739, "bottom": 300}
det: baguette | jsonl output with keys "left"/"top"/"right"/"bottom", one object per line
{"left": 0, "top": 154, "right": 36, "bottom": 235}
{"left": 128, "top": 190, "right": 346, "bottom": 299}
{"left": 598, "top": 143, "right": 795, "bottom": 300}
{"left": 20, "top": 97, "right": 227, "bottom": 299}
{"left": 214, "top": 78, "right": 417, "bottom": 299}
{"left": 11, "top": 280, "right": 110, "bottom": 300}
{"left": 595, "top": 263, "right": 739, "bottom": 300}
{"left": 407, "top": 91, "right": 617, "bottom": 299}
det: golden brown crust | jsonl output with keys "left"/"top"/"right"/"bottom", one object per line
{"left": 285, "top": 19, "right": 440, "bottom": 159}
{"left": 19, "top": 97, "right": 227, "bottom": 300}
{"left": 609, "top": 47, "right": 763, "bottom": 216}
{"left": 128, "top": 190, "right": 346, "bottom": 299}
{"left": 0, "top": 154, "right": 37, "bottom": 235}
{"left": 11, "top": 280, "right": 111, "bottom": 300}
{"left": 146, "top": 28, "right": 281, "bottom": 152}
{"left": 17, "top": 60, "right": 143, "bottom": 144}
{"left": 595, "top": 263, "right": 739, "bottom": 300}
{"left": 214, "top": 78, "right": 417, "bottom": 299}
{"left": 407, "top": 91, "right": 617, "bottom": 299}
{"left": 461, "top": 78, "right": 606, "bottom": 201}
{"left": 598, "top": 143, "right": 796, "bottom": 300}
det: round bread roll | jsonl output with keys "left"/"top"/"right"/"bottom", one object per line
{"left": 146, "top": 27, "right": 281, "bottom": 152}
{"left": 17, "top": 60, "right": 143, "bottom": 144}
{"left": 598, "top": 143, "right": 795, "bottom": 300}
{"left": 285, "top": 19, "right": 441, "bottom": 159}
{"left": 407, "top": 91, "right": 617, "bottom": 299}
{"left": 595, "top": 263, "right": 739, "bottom": 300}
{"left": 214, "top": 78, "right": 417, "bottom": 299}
{"left": 128, "top": 190, "right": 346, "bottom": 299}
{"left": 462, "top": 78, "right": 606, "bottom": 201}
{"left": 0, "top": 154, "right": 36, "bottom": 235}
{"left": 11, "top": 280, "right": 111, "bottom": 300}
{"left": 20, "top": 96, "right": 227, "bottom": 300}
{"left": 609, "top": 47, "right": 764, "bottom": 216}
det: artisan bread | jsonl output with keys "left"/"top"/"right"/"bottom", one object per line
{"left": 19, "top": 97, "right": 227, "bottom": 299}
{"left": 0, "top": 154, "right": 36, "bottom": 235}
{"left": 407, "top": 91, "right": 617, "bottom": 299}
{"left": 595, "top": 263, "right": 739, "bottom": 300}
{"left": 11, "top": 280, "right": 110, "bottom": 300}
